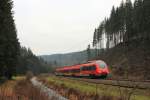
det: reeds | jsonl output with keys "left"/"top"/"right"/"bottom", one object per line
{"left": 0, "top": 79, "right": 50, "bottom": 100}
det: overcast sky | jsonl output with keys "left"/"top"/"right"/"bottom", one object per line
{"left": 13, "top": 0, "right": 134, "bottom": 55}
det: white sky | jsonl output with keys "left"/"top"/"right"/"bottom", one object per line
{"left": 13, "top": 0, "right": 134, "bottom": 55}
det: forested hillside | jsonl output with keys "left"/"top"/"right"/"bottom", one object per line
{"left": 93, "top": 0, "right": 150, "bottom": 50}
{"left": 40, "top": 50, "right": 96, "bottom": 67}
{"left": 92, "top": 0, "right": 150, "bottom": 79}
{"left": 40, "top": 51, "right": 88, "bottom": 67}
{"left": 16, "top": 47, "right": 53, "bottom": 75}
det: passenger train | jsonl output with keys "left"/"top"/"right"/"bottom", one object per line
{"left": 55, "top": 60, "right": 110, "bottom": 78}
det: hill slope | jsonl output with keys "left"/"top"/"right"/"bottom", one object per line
{"left": 97, "top": 39, "right": 150, "bottom": 79}
{"left": 40, "top": 50, "right": 97, "bottom": 67}
{"left": 40, "top": 51, "right": 88, "bottom": 67}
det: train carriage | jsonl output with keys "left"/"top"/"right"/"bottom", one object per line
{"left": 55, "top": 60, "right": 109, "bottom": 78}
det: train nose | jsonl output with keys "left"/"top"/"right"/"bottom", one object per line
{"left": 101, "top": 69, "right": 109, "bottom": 74}
{"left": 97, "top": 69, "right": 108, "bottom": 74}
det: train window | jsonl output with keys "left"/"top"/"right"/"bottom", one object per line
{"left": 70, "top": 69, "right": 73, "bottom": 73}
{"left": 80, "top": 66, "right": 86, "bottom": 71}
{"left": 76, "top": 69, "right": 80, "bottom": 72}
{"left": 86, "top": 67, "right": 88, "bottom": 70}
{"left": 71, "top": 69, "right": 80, "bottom": 73}
{"left": 71, "top": 69, "right": 74, "bottom": 73}
{"left": 90, "top": 66, "right": 96, "bottom": 70}
{"left": 80, "top": 67, "right": 83, "bottom": 70}
{"left": 63, "top": 70, "right": 70, "bottom": 73}
{"left": 97, "top": 61, "right": 106, "bottom": 69}
{"left": 81, "top": 66, "right": 87, "bottom": 71}
{"left": 81, "top": 66, "right": 96, "bottom": 71}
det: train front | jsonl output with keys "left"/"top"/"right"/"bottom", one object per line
{"left": 95, "top": 60, "right": 109, "bottom": 78}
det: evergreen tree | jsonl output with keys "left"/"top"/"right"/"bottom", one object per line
{"left": 133, "top": 0, "right": 143, "bottom": 38}
{"left": 97, "top": 22, "right": 104, "bottom": 54}
{"left": 124, "top": 0, "right": 133, "bottom": 41}
{"left": 119, "top": 0, "right": 126, "bottom": 42}
{"left": 143, "top": 0, "right": 150, "bottom": 38}
{"left": 93, "top": 29, "right": 98, "bottom": 47}
{"left": 87, "top": 44, "right": 91, "bottom": 61}
{"left": 93, "top": 29, "right": 98, "bottom": 56}
{"left": 0, "top": 0, "right": 20, "bottom": 79}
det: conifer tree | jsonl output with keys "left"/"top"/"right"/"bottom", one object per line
{"left": 0, "top": 0, "right": 20, "bottom": 79}
{"left": 143, "top": 0, "right": 150, "bottom": 38}
{"left": 87, "top": 44, "right": 91, "bottom": 61}
{"left": 124, "top": 0, "right": 133, "bottom": 41}
{"left": 133, "top": 0, "right": 143, "bottom": 38}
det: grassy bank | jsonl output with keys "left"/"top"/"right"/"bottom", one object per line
{"left": 40, "top": 75, "right": 150, "bottom": 100}
{"left": 0, "top": 76, "right": 49, "bottom": 100}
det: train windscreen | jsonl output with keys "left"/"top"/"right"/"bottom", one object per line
{"left": 97, "top": 61, "right": 107, "bottom": 69}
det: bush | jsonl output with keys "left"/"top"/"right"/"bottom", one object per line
{"left": 26, "top": 71, "right": 34, "bottom": 81}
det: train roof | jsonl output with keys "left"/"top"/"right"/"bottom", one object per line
{"left": 56, "top": 60, "right": 105, "bottom": 71}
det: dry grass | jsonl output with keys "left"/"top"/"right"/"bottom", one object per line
{"left": 0, "top": 76, "right": 51, "bottom": 100}
{"left": 15, "top": 79, "right": 50, "bottom": 100}
{"left": 0, "top": 80, "right": 18, "bottom": 100}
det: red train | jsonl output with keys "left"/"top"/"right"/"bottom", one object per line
{"left": 55, "top": 60, "right": 109, "bottom": 78}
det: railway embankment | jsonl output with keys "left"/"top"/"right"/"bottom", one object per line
{"left": 38, "top": 75, "right": 150, "bottom": 100}
{"left": 66, "top": 77, "right": 150, "bottom": 89}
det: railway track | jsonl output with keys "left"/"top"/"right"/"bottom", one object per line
{"left": 105, "top": 78, "right": 150, "bottom": 83}
{"left": 57, "top": 76, "right": 150, "bottom": 90}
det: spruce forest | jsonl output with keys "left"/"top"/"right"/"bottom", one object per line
{"left": 92, "top": 0, "right": 150, "bottom": 79}
{"left": 93, "top": 0, "right": 150, "bottom": 50}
